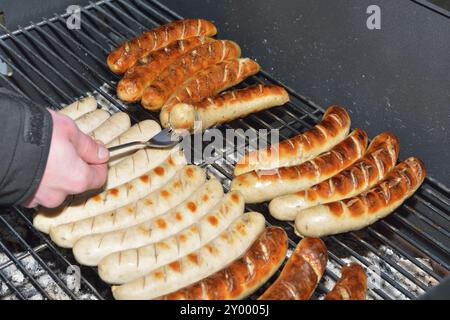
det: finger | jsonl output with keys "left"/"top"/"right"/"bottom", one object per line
{"left": 71, "top": 130, "right": 110, "bottom": 164}
{"left": 83, "top": 163, "right": 109, "bottom": 191}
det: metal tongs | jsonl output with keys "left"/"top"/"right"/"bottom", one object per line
{"left": 107, "top": 127, "right": 183, "bottom": 154}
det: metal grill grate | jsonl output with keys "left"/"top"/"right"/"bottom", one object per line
{"left": 0, "top": 0, "right": 448, "bottom": 300}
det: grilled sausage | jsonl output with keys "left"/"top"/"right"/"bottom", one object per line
{"left": 295, "top": 157, "right": 426, "bottom": 237}
{"left": 231, "top": 128, "right": 368, "bottom": 203}
{"left": 98, "top": 191, "right": 245, "bottom": 284}
{"left": 168, "top": 84, "right": 289, "bottom": 130}
{"left": 107, "top": 19, "right": 217, "bottom": 74}
{"left": 160, "top": 58, "right": 261, "bottom": 128}
{"left": 112, "top": 211, "right": 266, "bottom": 300}
{"left": 49, "top": 165, "right": 206, "bottom": 248}
{"left": 74, "top": 109, "right": 110, "bottom": 134}
{"left": 106, "top": 120, "right": 162, "bottom": 165}
{"left": 325, "top": 263, "right": 367, "bottom": 300}
{"left": 88, "top": 112, "right": 131, "bottom": 144}
{"left": 141, "top": 40, "right": 241, "bottom": 110}
{"left": 269, "top": 132, "right": 399, "bottom": 221}
{"left": 33, "top": 151, "right": 186, "bottom": 233}
{"left": 73, "top": 177, "right": 224, "bottom": 266}
{"left": 258, "top": 237, "right": 327, "bottom": 300}
{"left": 106, "top": 147, "right": 178, "bottom": 189}
{"left": 159, "top": 227, "right": 288, "bottom": 300}
{"left": 117, "top": 37, "right": 211, "bottom": 102}
{"left": 59, "top": 96, "right": 97, "bottom": 120}
{"left": 234, "top": 106, "right": 351, "bottom": 176}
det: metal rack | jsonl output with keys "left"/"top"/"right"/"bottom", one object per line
{"left": 0, "top": 0, "right": 448, "bottom": 300}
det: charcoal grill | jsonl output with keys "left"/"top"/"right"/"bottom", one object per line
{"left": 0, "top": 0, "right": 448, "bottom": 300}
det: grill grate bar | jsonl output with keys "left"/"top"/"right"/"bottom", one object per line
{"left": 0, "top": 239, "right": 51, "bottom": 300}
{"left": 1, "top": 26, "right": 85, "bottom": 99}
{"left": 0, "top": 48, "right": 61, "bottom": 107}
{"left": 365, "top": 226, "right": 443, "bottom": 281}
{"left": 0, "top": 216, "right": 78, "bottom": 300}
{"left": 348, "top": 232, "right": 431, "bottom": 291}
{"left": 11, "top": 207, "right": 106, "bottom": 300}
{"left": 328, "top": 235, "right": 415, "bottom": 299}
{"left": 378, "top": 219, "right": 449, "bottom": 269}
{"left": 0, "top": 28, "right": 73, "bottom": 102}
{"left": 0, "top": 263, "right": 27, "bottom": 300}
{"left": 80, "top": 6, "right": 126, "bottom": 44}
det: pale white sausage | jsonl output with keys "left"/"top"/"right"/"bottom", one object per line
{"left": 49, "top": 165, "right": 206, "bottom": 248}
{"left": 98, "top": 191, "right": 245, "bottom": 284}
{"left": 112, "top": 211, "right": 266, "bottom": 300}
{"left": 72, "top": 177, "right": 224, "bottom": 266}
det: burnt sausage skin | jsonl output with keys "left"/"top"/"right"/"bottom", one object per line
{"left": 325, "top": 263, "right": 367, "bottom": 300}
{"left": 258, "top": 237, "right": 328, "bottom": 300}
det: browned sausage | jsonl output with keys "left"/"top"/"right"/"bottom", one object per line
{"left": 167, "top": 84, "right": 290, "bottom": 130}
{"left": 269, "top": 132, "right": 400, "bottom": 220}
{"left": 325, "top": 263, "right": 367, "bottom": 300}
{"left": 107, "top": 19, "right": 217, "bottom": 74}
{"left": 295, "top": 157, "right": 426, "bottom": 237}
{"left": 141, "top": 40, "right": 241, "bottom": 110}
{"left": 158, "top": 227, "right": 288, "bottom": 300}
{"left": 258, "top": 237, "right": 328, "bottom": 300}
{"left": 231, "top": 128, "right": 368, "bottom": 203}
{"left": 117, "top": 36, "right": 212, "bottom": 102}
{"left": 234, "top": 106, "right": 351, "bottom": 176}
{"left": 160, "top": 58, "right": 261, "bottom": 126}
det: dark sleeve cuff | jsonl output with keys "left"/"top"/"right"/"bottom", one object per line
{"left": 0, "top": 88, "right": 53, "bottom": 206}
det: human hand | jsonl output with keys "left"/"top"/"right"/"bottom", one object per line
{"left": 23, "top": 109, "right": 109, "bottom": 208}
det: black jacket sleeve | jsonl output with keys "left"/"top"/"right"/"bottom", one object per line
{"left": 0, "top": 88, "right": 53, "bottom": 206}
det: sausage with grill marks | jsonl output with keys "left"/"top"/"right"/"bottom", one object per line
{"left": 106, "top": 120, "right": 162, "bottom": 166}
{"left": 107, "top": 19, "right": 217, "bottom": 74}
{"left": 74, "top": 109, "right": 110, "bottom": 134}
{"left": 234, "top": 106, "right": 351, "bottom": 176}
{"left": 59, "top": 96, "right": 97, "bottom": 120}
{"left": 73, "top": 177, "right": 224, "bottom": 266}
{"left": 33, "top": 151, "right": 187, "bottom": 233}
{"left": 168, "top": 84, "right": 289, "bottom": 130}
{"left": 112, "top": 211, "right": 266, "bottom": 300}
{"left": 117, "top": 36, "right": 212, "bottom": 102}
{"left": 106, "top": 147, "right": 178, "bottom": 189}
{"left": 159, "top": 227, "right": 288, "bottom": 300}
{"left": 258, "top": 237, "right": 328, "bottom": 300}
{"left": 269, "top": 132, "right": 399, "bottom": 221}
{"left": 295, "top": 157, "right": 426, "bottom": 237}
{"left": 231, "top": 128, "right": 368, "bottom": 203}
{"left": 325, "top": 263, "right": 367, "bottom": 300}
{"left": 49, "top": 165, "right": 206, "bottom": 248}
{"left": 141, "top": 40, "right": 241, "bottom": 110}
{"left": 159, "top": 58, "right": 261, "bottom": 128}
{"left": 98, "top": 191, "right": 245, "bottom": 284}
{"left": 89, "top": 112, "right": 131, "bottom": 145}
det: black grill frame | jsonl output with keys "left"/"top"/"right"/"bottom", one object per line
{"left": 0, "top": 0, "right": 448, "bottom": 300}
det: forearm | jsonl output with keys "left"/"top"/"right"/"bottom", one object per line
{"left": 0, "top": 88, "right": 52, "bottom": 206}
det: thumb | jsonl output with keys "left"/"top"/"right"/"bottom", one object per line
{"left": 72, "top": 131, "right": 109, "bottom": 164}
